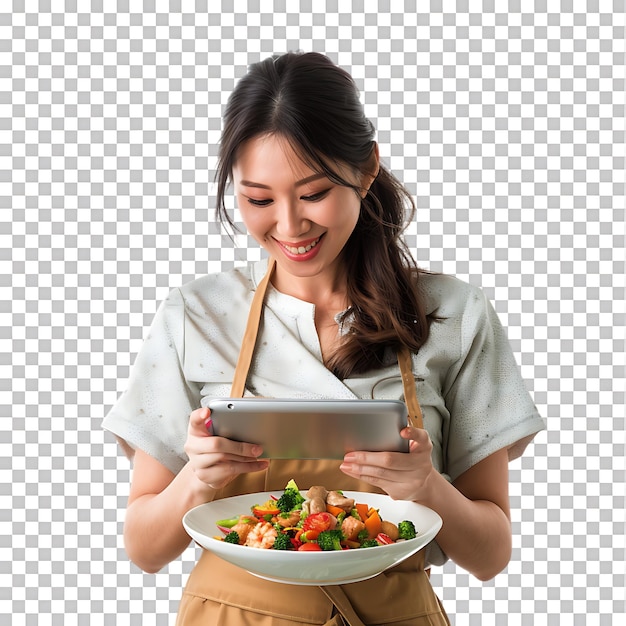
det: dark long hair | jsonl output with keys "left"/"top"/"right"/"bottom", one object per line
{"left": 216, "top": 52, "right": 432, "bottom": 378}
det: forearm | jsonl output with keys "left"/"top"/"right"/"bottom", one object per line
{"left": 124, "top": 463, "right": 216, "bottom": 573}
{"left": 419, "top": 470, "right": 512, "bottom": 581}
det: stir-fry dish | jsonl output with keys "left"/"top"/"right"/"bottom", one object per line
{"left": 215, "top": 480, "right": 418, "bottom": 551}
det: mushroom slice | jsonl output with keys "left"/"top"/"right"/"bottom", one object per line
{"left": 326, "top": 491, "right": 355, "bottom": 513}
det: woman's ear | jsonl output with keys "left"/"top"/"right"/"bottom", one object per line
{"left": 359, "top": 142, "right": 380, "bottom": 198}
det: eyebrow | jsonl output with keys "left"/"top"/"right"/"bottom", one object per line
{"left": 239, "top": 172, "right": 327, "bottom": 190}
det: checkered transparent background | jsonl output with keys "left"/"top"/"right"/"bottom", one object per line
{"left": 1, "top": 1, "right": 625, "bottom": 625}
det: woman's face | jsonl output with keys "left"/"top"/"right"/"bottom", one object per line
{"left": 232, "top": 134, "right": 370, "bottom": 294}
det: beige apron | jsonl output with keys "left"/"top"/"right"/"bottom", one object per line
{"left": 176, "top": 258, "right": 450, "bottom": 625}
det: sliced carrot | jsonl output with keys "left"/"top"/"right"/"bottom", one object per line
{"left": 326, "top": 504, "right": 345, "bottom": 517}
{"left": 364, "top": 509, "right": 382, "bottom": 539}
{"left": 355, "top": 503, "right": 369, "bottom": 522}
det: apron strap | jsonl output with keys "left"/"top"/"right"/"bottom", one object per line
{"left": 321, "top": 586, "right": 367, "bottom": 626}
{"left": 230, "top": 257, "right": 276, "bottom": 398}
{"left": 398, "top": 345, "right": 423, "bottom": 429}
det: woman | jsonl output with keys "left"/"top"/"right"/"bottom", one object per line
{"left": 103, "top": 52, "right": 545, "bottom": 625}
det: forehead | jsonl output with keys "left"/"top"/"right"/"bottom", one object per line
{"left": 233, "top": 134, "right": 317, "bottom": 181}
{"left": 232, "top": 133, "right": 358, "bottom": 188}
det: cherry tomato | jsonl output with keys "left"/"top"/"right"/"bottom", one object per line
{"left": 298, "top": 542, "right": 322, "bottom": 551}
{"left": 302, "top": 511, "right": 335, "bottom": 532}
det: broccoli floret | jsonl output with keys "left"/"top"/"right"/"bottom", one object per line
{"left": 224, "top": 531, "right": 240, "bottom": 545}
{"left": 397, "top": 520, "right": 417, "bottom": 540}
{"left": 276, "top": 488, "right": 305, "bottom": 513}
{"left": 275, "top": 490, "right": 298, "bottom": 513}
{"left": 356, "top": 528, "right": 369, "bottom": 543}
{"left": 360, "top": 539, "right": 379, "bottom": 548}
{"left": 273, "top": 532, "right": 293, "bottom": 550}
{"left": 317, "top": 529, "right": 344, "bottom": 551}
{"left": 275, "top": 479, "right": 305, "bottom": 513}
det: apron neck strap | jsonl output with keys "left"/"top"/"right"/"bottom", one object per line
{"left": 230, "top": 257, "right": 277, "bottom": 399}
{"left": 398, "top": 345, "right": 423, "bottom": 429}
{"left": 229, "top": 256, "right": 423, "bottom": 430}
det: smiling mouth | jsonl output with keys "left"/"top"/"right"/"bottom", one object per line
{"left": 278, "top": 235, "right": 322, "bottom": 255}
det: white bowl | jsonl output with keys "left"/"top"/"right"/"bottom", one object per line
{"left": 183, "top": 490, "right": 442, "bottom": 586}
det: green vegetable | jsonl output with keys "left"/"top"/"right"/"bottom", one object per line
{"left": 316, "top": 529, "right": 344, "bottom": 551}
{"left": 356, "top": 528, "right": 369, "bottom": 543}
{"left": 360, "top": 539, "right": 379, "bottom": 548}
{"left": 397, "top": 520, "right": 417, "bottom": 540}
{"left": 216, "top": 516, "right": 240, "bottom": 529}
{"left": 272, "top": 532, "right": 293, "bottom": 550}
{"left": 276, "top": 486, "right": 305, "bottom": 513}
{"left": 224, "top": 531, "right": 240, "bottom": 545}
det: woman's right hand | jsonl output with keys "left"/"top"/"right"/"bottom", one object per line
{"left": 184, "top": 407, "right": 269, "bottom": 491}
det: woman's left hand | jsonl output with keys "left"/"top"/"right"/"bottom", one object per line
{"left": 339, "top": 426, "right": 436, "bottom": 502}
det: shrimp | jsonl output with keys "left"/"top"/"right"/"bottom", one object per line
{"left": 230, "top": 515, "right": 258, "bottom": 544}
{"left": 275, "top": 510, "right": 301, "bottom": 528}
{"left": 244, "top": 520, "right": 277, "bottom": 549}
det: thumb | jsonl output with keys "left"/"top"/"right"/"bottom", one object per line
{"left": 189, "top": 407, "right": 212, "bottom": 437}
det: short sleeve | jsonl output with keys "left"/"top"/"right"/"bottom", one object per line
{"left": 102, "top": 288, "right": 202, "bottom": 474}
{"left": 443, "top": 288, "right": 546, "bottom": 482}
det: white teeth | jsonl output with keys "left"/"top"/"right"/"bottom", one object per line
{"left": 283, "top": 238, "right": 320, "bottom": 255}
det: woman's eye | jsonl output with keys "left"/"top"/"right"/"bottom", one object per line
{"left": 247, "top": 197, "right": 272, "bottom": 207}
{"left": 301, "top": 189, "right": 330, "bottom": 202}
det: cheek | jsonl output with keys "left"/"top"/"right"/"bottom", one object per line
{"left": 237, "top": 201, "right": 263, "bottom": 233}
{"left": 338, "top": 194, "right": 361, "bottom": 229}
{"left": 319, "top": 191, "right": 359, "bottom": 225}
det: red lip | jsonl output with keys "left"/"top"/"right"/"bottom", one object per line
{"left": 274, "top": 235, "right": 322, "bottom": 249}
{"left": 273, "top": 234, "right": 325, "bottom": 262}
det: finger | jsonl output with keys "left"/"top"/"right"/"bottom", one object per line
{"left": 343, "top": 448, "right": 412, "bottom": 467}
{"left": 402, "top": 426, "right": 432, "bottom": 446}
{"left": 342, "top": 446, "right": 426, "bottom": 480}
{"left": 198, "top": 458, "right": 270, "bottom": 489}
{"left": 215, "top": 437, "right": 265, "bottom": 460}
{"left": 341, "top": 452, "right": 397, "bottom": 477}
{"left": 401, "top": 426, "right": 426, "bottom": 440}
{"left": 339, "top": 460, "right": 393, "bottom": 488}
{"left": 188, "top": 432, "right": 265, "bottom": 462}
{"left": 188, "top": 407, "right": 212, "bottom": 437}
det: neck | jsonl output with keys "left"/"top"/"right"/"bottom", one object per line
{"left": 271, "top": 262, "right": 349, "bottom": 310}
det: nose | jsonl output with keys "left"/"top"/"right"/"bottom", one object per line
{"left": 274, "top": 198, "right": 309, "bottom": 238}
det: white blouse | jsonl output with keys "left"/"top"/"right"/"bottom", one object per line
{"left": 103, "top": 258, "right": 545, "bottom": 564}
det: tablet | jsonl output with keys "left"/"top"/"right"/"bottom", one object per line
{"left": 206, "top": 398, "right": 409, "bottom": 459}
